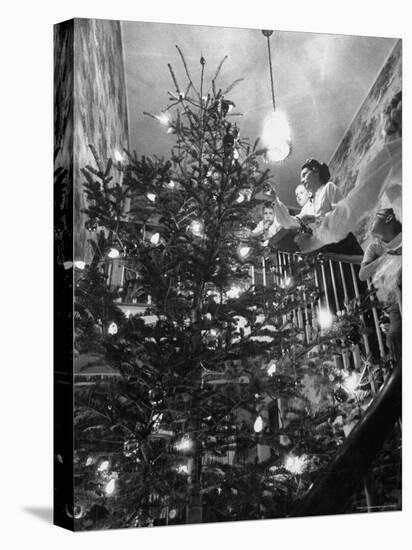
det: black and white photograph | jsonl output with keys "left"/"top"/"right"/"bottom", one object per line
{"left": 53, "top": 15, "right": 403, "bottom": 533}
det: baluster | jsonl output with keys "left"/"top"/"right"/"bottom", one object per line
{"left": 320, "top": 259, "right": 330, "bottom": 311}
{"left": 303, "top": 291, "right": 311, "bottom": 343}
{"left": 329, "top": 260, "right": 340, "bottom": 314}
{"left": 288, "top": 253, "right": 299, "bottom": 328}
{"left": 338, "top": 261, "right": 349, "bottom": 307}
{"left": 350, "top": 264, "right": 379, "bottom": 393}
{"left": 366, "top": 278, "right": 386, "bottom": 359}
{"left": 262, "top": 256, "right": 266, "bottom": 287}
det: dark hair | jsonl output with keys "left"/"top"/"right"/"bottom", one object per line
{"left": 376, "top": 208, "right": 402, "bottom": 230}
{"left": 263, "top": 201, "right": 274, "bottom": 210}
{"left": 301, "top": 158, "right": 331, "bottom": 185}
{"left": 383, "top": 91, "right": 402, "bottom": 138}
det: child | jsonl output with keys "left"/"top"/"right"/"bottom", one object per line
{"left": 359, "top": 208, "right": 402, "bottom": 364}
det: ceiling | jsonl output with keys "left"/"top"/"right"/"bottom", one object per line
{"left": 122, "top": 21, "right": 395, "bottom": 206}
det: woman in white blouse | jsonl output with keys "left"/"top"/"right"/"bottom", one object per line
{"left": 299, "top": 91, "right": 402, "bottom": 252}
{"left": 286, "top": 158, "right": 364, "bottom": 255}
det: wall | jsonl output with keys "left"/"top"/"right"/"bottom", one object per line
{"left": 328, "top": 40, "right": 402, "bottom": 243}
{"left": 54, "top": 18, "right": 129, "bottom": 263}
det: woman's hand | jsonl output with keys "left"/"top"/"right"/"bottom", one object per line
{"left": 294, "top": 233, "right": 324, "bottom": 253}
{"left": 299, "top": 214, "right": 317, "bottom": 225}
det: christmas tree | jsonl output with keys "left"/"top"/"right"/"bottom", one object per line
{"left": 71, "top": 49, "right": 398, "bottom": 529}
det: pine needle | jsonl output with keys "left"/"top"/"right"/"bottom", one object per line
{"left": 167, "top": 63, "right": 181, "bottom": 95}
{"left": 175, "top": 45, "right": 199, "bottom": 98}
{"left": 223, "top": 78, "right": 244, "bottom": 95}
{"left": 213, "top": 56, "right": 228, "bottom": 82}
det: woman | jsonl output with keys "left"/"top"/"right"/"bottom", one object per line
{"left": 300, "top": 91, "right": 402, "bottom": 251}
{"left": 296, "top": 158, "right": 364, "bottom": 256}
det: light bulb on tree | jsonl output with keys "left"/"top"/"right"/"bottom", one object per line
{"left": 74, "top": 260, "right": 86, "bottom": 270}
{"left": 174, "top": 436, "right": 193, "bottom": 452}
{"left": 226, "top": 285, "right": 242, "bottom": 299}
{"left": 155, "top": 112, "right": 171, "bottom": 127}
{"left": 267, "top": 361, "right": 277, "bottom": 376}
{"left": 108, "top": 322, "right": 118, "bottom": 335}
{"left": 114, "top": 150, "right": 124, "bottom": 163}
{"left": 238, "top": 245, "right": 251, "bottom": 259}
{"left": 189, "top": 219, "right": 204, "bottom": 237}
{"left": 104, "top": 478, "right": 116, "bottom": 496}
{"left": 166, "top": 180, "right": 176, "bottom": 189}
{"left": 150, "top": 232, "right": 160, "bottom": 245}
{"left": 317, "top": 307, "right": 334, "bottom": 331}
{"left": 177, "top": 464, "right": 189, "bottom": 474}
{"left": 108, "top": 248, "right": 120, "bottom": 259}
{"left": 97, "top": 460, "right": 110, "bottom": 472}
{"left": 284, "top": 454, "right": 307, "bottom": 474}
{"left": 146, "top": 192, "right": 157, "bottom": 203}
{"left": 254, "top": 415, "right": 264, "bottom": 433}
{"left": 343, "top": 371, "right": 359, "bottom": 394}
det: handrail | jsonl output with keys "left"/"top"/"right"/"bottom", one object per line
{"left": 313, "top": 252, "right": 363, "bottom": 265}
{"left": 291, "top": 365, "right": 401, "bottom": 517}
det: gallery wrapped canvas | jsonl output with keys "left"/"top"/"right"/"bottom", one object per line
{"left": 54, "top": 18, "right": 402, "bottom": 531}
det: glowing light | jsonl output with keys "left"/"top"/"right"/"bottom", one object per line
{"left": 104, "top": 478, "right": 116, "bottom": 495}
{"left": 284, "top": 454, "right": 307, "bottom": 474}
{"left": 343, "top": 372, "right": 360, "bottom": 393}
{"left": 108, "top": 248, "right": 120, "bottom": 259}
{"left": 238, "top": 245, "right": 251, "bottom": 259}
{"left": 114, "top": 150, "right": 124, "bottom": 163}
{"left": 108, "top": 322, "right": 118, "bottom": 335}
{"left": 74, "top": 260, "right": 86, "bottom": 270}
{"left": 156, "top": 112, "right": 170, "bottom": 126}
{"left": 175, "top": 436, "right": 193, "bottom": 452}
{"left": 97, "top": 460, "right": 110, "bottom": 472}
{"left": 265, "top": 142, "right": 291, "bottom": 163}
{"left": 166, "top": 180, "right": 176, "bottom": 189}
{"left": 317, "top": 307, "right": 334, "bottom": 331}
{"left": 85, "top": 456, "right": 94, "bottom": 467}
{"left": 227, "top": 285, "right": 242, "bottom": 299}
{"left": 147, "top": 192, "right": 157, "bottom": 203}
{"left": 262, "top": 240, "right": 269, "bottom": 247}
{"left": 150, "top": 232, "right": 160, "bottom": 245}
{"left": 236, "top": 192, "right": 245, "bottom": 203}
{"left": 284, "top": 275, "right": 292, "bottom": 288}
{"left": 189, "top": 219, "right": 204, "bottom": 237}
{"left": 254, "top": 415, "right": 264, "bottom": 433}
{"left": 177, "top": 465, "right": 189, "bottom": 474}
{"left": 267, "top": 361, "right": 277, "bottom": 376}
{"left": 261, "top": 111, "right": 292, "bottom": 162}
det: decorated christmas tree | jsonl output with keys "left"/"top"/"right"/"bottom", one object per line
{"left": 70, "top": 49, "right": 397, "bottom": 529}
